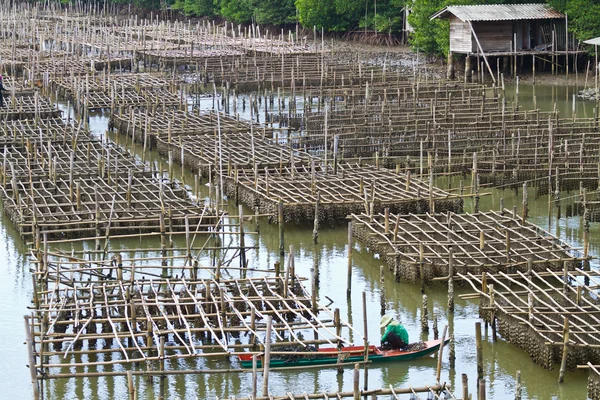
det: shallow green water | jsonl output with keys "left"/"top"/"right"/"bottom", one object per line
{"left": 0, "top": 83, "right": 596, "bottom": 399}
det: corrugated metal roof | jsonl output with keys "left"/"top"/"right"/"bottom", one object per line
{"left": 431, "top": 4, "right": 564, "bottom": 22}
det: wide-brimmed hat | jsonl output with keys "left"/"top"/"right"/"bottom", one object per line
{"left": 380, "top": 315, "right": 399, "bottom": 328}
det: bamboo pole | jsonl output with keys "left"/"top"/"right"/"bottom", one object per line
{"left": 24, "top": 315, "right": 40, "bottom": 400}
{"left": 347, "top": 221, "right": 353, "bottom": 298}
{"left": 262, "top": 316, "right": 273, "bottom": 396}
{"left": 558, "top": 317, "right": 570, "bottom": 383}
{"left": 476, "top": 322, "right": 483, "bottom": 381}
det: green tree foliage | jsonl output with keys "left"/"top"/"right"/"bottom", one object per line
{"left": 217, "top": 0, "right": 254, "bottom": 23}
{"left": 295, "top": 0, "right": 332, "bottom": 30}
{"left": 372, "top": 0, "right": 407, "bottom": 34}
{"left": 172, "top": 0, "right": 215, "bottom": 17}
{"left": 407, "top": 0, "right": 445, "bottom": 54}
{"left": 253, "top": 0, "right": 297, "bottom": 25}
{"left": 172, "top": 0, "right": 297, "bottom": 24}
{"left": 549, "top": 0, "right": 600, "bottom": 42}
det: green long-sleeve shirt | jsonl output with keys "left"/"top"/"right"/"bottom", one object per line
{"left": 381, "top": 323, "right": 409, "bottom": 344}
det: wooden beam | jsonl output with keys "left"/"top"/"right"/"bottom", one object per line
{"left": 467, "top": 21, "right": 497, "bottom": 84}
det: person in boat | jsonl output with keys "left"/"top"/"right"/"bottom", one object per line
{"left": 380, "top": 315, "right": 409, "bottom": 350}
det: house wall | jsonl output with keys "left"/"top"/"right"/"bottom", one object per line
{"left": 471, "top": 21, "right": 513, "bottom": 52}
{"left": 449, "top": 16, "right": 472, "bottom": 53}
{"left": 447, "top": 15, "right": 565, "bottom": 54}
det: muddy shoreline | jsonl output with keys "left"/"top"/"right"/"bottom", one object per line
{"left": 331, "top": 39, "right": 596, "bottom": 87}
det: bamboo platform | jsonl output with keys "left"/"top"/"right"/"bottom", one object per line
{"left": 156, "top": 131, "right": 316, "bottom": 177}
{"left": 297, "top": 96, "right": 600, "bottom": 192}
{"left": 138, "top": 48, "right": 247, "bottom": 69}
{"left": 83, "top": 87, "right": 182, "bottom": 111}
{"left": 111, "top": 109, "right": 266, "bottom": 149}
{"left": 1, "top": 171, "right": 216, "bottom": 240}
{"left": 26, "top": 258, "right": 357, "bottom": 385}
{"left": 0, "top": 115, "right": 224, "bottom": 241}
{"left": 51, "top": 72, "right": 175, "bottom": 99}
{"left": 0, "top": 93, "right": 61, "bottom": 120}
{"left": 225, "top": 163, "right": 463, "bottom": 223}
{"left": 459, "top": 269, "right": 600, "bottom": 372}
{"left": 350, "top": 209, "right": 585, "bottom": 283}
{"left": 0, "top": 117, "right": 82, "bottom": 146}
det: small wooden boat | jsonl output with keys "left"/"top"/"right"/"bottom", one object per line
{"left": 237, "top": 338, "right": 449, "bottom": 369}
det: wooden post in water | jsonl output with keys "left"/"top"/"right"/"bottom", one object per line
{"left": 262, "top": 316, "right": 273, "bottom": 396}
{"left": 309, "top": 263, "right": 318, "bottom": 314}
{"left": 489, "top": 284, "right": 497, "bottom": 342}
{"left": 479, "top": 378, "right": 486, "bottom": 400}
{"left": 24, "top": 316, "right": 40, "bottom": 400}
{"left": 239, "top": 205, "right": 246, "bottom": 272}
{"left": 159, "top": 336, "right": 165, "bottom": 400}
{"left": 335, "top": 308, "right": 342, "bottom": 350}
{"left": 462, "top": 374, "right": 469, "bottom": 400}
{"left": 127, "top": 370, "right": 135, "bottom": 400}
{"left": 558, "top": 317, "right": 570, "bottom": 383}
{"left": 562, "top": 260, "right": 569, "bottom": 294}
{"left": 252, "top": 354, "right": 258, "bottom": 399}
{"left": 284, "top": 248, "right": 292, "bottom": 297}
{"left": 421, "top": 294, "right": 429, "bottom": 333}
{"left": 353, "top": 363, "right": 360, "bottom": 400}
{"left": 436, "top": 325, "right": 448, "bottom": 383}
{"left": 362, "top": 290, "right": 369, "bottom": 391}
{"left": 278, "top": 200, "right": 284, "bottom": 256}
{"left": 448, "top": 247, "right": 454, "bottom": 313}
{"left": 515, "top": 370, "right": 522, "bottom": 399}
{"left": 347, "top": 221, "right": 353, "bottom": 298}
{"left": 476, "top": 322, "right": 483, "bottom": 382}
{"left": 313, "top": 192, "right": 320, "bottom": 244}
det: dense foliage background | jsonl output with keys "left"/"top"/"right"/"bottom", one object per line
{"left": 103, "top": 0, "right": 600, "bottom": 55}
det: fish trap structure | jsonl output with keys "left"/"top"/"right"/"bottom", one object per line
{"left": 19, "top": 55, "right": 134, "bottom": 79}
{"left": 137, "top": 47, "right": 247, "bottom": 70}
{"left": 51, "top": 72, "right": 175, "bottom": 99}
{"left": 350, "top": 209, "right": 585, "bottom": 284}
{"left": 458, "top": 268, "right": 600, "bottom": 375}
{"left": 25, "top": 248, "right": 359, "bottom": 397}
{"left": 80, "top": 86, "right": 182, "bottom": 112}
{"left": 294, "top": 81, "right": 600, "bottom": 193}
{"left": 50, "top": 72, "right": 181, "bottom": 111}
{"left": 0, "top": 92, "right": 61, "bottom": 121}
{"left": 156, "top": 130, "right": 316, "bottom": 178}
{"left": 0, "top": 116, "right": 222, "bottom": 242}
{"left": 224, "top": 162, "right": 463, "bottom": 223}
{"left": 111, "top": 108, "right": 261, "bottom": 149}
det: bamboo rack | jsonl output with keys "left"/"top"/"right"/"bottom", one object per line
{"left": 459, "top": 268, "right": 600, "bottom": 373}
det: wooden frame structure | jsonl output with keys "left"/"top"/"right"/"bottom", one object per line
{"left": 350, "top": 210, "right": 585, "bottom": 283}
{"left": 226, "top": 163, "right": 463, "bottom": 223}
{"left": 459, "top": 269, "right": 600, "bottom": 375}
